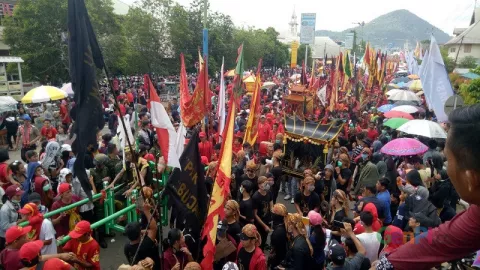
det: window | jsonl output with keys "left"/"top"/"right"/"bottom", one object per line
{"left": 464, "top": 44, "right": 472, "bottom": 53}
{"left": 450, "top": 47, "right": 456, "bottom": 53}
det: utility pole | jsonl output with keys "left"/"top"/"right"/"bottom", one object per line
{"left": 202, "top": 0, "right": 208, "bottom": 63}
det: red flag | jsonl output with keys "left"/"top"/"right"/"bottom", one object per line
{"left": 146, "top": 75, "right": 180, "bottom": 168}
{"left": 179, "top": 54, "right": 208, "bottom": 127}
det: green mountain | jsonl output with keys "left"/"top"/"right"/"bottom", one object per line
{"left": 315, "top": 9, "right": 452, "bottom": 48}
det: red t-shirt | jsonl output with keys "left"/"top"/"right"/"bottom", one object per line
{"left": 257, "top": 123, "right": 271, "bottom": 143}
{"left": 126, "top": 92, "right": 134, "bottom": 104}
{"left": 41, "top": 126, "right": 57, "bottom": 141}
{"left": 63, "top": 237, "right": 100, "bottom": 270}
{"left": 60, "top": 104, "right": 71, "bottom": 124}
{"left": 0, "top": 248, "right": 22, "bottom": 270}
{"left": 366, "top": 128, "right": 379, "bottom": 141}
{"left": 0, "top": 162, "right": 12, "bottom": 189}
{"left": 198, "top": 141, "right": 213, "bottom": 161}
{"left": 51, "top": 196, "right": 80, "bottom": 237}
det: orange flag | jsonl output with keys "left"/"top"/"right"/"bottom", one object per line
{"left": 243, "top": 59, "right": 262, "bottom": 145}
{"left": 179, "top": 54, "right": 208, "bottom": 127}
{"left": 201, "top": 99, "right": 236, "bottom": 269}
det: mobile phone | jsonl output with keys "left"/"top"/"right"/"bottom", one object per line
{"left": 333, "top": 220, "right": 345, "bottom": 229}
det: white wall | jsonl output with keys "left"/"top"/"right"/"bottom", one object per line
{"left": 446, "top": 44, "right": 480, "bottom": 61}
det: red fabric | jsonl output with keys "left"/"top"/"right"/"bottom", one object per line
{"left": 162, "top": 247, "right": 188, "bottom": 270}
{"left": 41, "top": 126, "right": 57, "bottom": 141}
{"left": 388, "top": 205, "right": 480, "bottom": 270}
{"left": 51, "top": 196, "right": 80, "bottom": 237}
{"left": 59, "top": 104, "right": 71, "bottom": 124}
{"left": 257, "top": 122, "right": 271, "bottom": 143}
{"left": 232, "top": 143, "right": 242, "bottom": 155}
{"left": 236, "top": 243, "right": 267, "bottom": 270}
{"left": 198, "top": 141, "right": 213, "bottom": 161}
{"left": 363, "top": 203, "right": 382, "bottom": 231}
{"left": 366, "top": 128, "right": 379, "bottom": 141}
{"left": 0, "top": 248, "right": 22, "bottom": 270}
{"left": 63, "top": 237, "right": 100, "bottom": 270}
{"left": 116, "top": 104, "right": 126, "bottom": 117}
{"left": 0, "top": 163, "right": 11, "bottom": 189}
{"left": 126, "top": 92, "right": 134, "bottom": 104}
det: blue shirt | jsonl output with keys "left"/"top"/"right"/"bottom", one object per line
{"left": 377, "top": 190, "right": 392, "bottom": 224}
{"left": 392, "top": 203, "right": 407, "bottom": 229}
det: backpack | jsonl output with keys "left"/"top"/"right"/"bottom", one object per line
{"left": 406, "top": 195, "right": 441, "bottom": 229}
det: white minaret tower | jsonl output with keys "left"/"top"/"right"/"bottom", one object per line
{"left": 289, "top": 6, "right": 298, "bottom": 37}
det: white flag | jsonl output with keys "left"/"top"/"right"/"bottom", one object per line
{"left": 317, "top": 85, "right": 327, "bottom": 106}
{"left": 175, "top": 121, "right": 187, "bottom": 157}
{"left": 217, "top": 57, "right": 226, "bottom": 142}
{"left": 422, "top": 36, "right": 454, "bottom": 123}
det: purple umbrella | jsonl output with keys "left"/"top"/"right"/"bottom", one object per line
{"left": 380, "top": 138, "right": 428, "bottom": 156}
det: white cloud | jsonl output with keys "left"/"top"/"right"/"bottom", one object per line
{"left": 121, "top": 0, "right": 475, "bottom": 34}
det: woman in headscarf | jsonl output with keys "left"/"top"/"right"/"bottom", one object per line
{"left": 372, "top": 152, "right": 387, "bottom": 178}
{"left": 354, "top": 202, "right": 382, "bottom": 233}
{"left": 40, "top": 141, "right": 62, "bottom": 191}
{"left": 224, "top": 200, "right": 241, "bottom": 244}
{"left": 31, "top": 163, "right": 54, "bottom": 210}
{"left": 279, "top": 213, "right": 314, "bottom": 269}
{"left": 0, "top": 149, "right": 19, "bottom": 189}
{"left": 379, "top": 225, "right": 404, "bottom": 258}
{"left": 268, "top": 203, "right": 288, "bottom": 270}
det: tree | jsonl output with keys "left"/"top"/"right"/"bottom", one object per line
{"left": 296, "top": 44, "right": 313, "bottom": 67}
{"left": 440, "top": 47, "right": 456, "bottom": 73}
{"left": 458, "top": 79, "right": 480, "bottom": 104}
{"left": 3, "top": 0, "right": 123, "bottom": 84}
{"left": 459, "top": 56, "right": 478, "bottom": 69}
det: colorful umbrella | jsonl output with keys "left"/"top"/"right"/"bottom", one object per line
{"left": 384, "top": 110, "right": 414, "bottom": 120}
{"left": 409, "top": 80, "right": 423, "bottom": 91}
{"left": 391, "top": 105, "right": 419, "bottom": 114}
{"left": 396, "top": 81, "right": 408, "bottom": 88}
{"left": 243, "top": 75, "right": 256, "bottom": 83}
{"left": 397, "top": 119, "right": 447, "bottom": 139}
{"left": 388, "top": 90, "right": 421, "bottom": 102}
{"left": 392, "top": 77, "right": 410, "bottom": 84}
{"left": 377, "top": 104, "right": 396, "bottom": 113}
{"left": 61, "top": 83, "right": 74, "bottom": 96}
{"left": 386, "top": 89, "right": 403, "bottom": 96}
{"left": 224, "top": 69, "right": 235, "bottom": 77}
{"left": 394, "top": 100, "right": 420, "bottom": 106}
{"left": 21, "top": 86, "right": 67, "bottom": 104}
{"left": 380, "top": 138, "right": 428, "bottom": 156}
{"left": 383, "top": 118, "right": 410, "bottom": 129}
{"left": 408, "top": 74, "right": 419, "bottom": 79}
{"left": 0, "top": 96, "right": 18, "bottom": 113}
{"left": 387, "top": 83, "right": 399, "bottom": 90}
{"left": 416, "top": 90, "right": 424, "bottom": 96}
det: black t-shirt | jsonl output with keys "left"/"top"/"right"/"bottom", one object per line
{"left": 270, "top": 165, "right": 283, "bottom": 189}
{"left": 240, "top": 198, "right": 255, "bottom": 227}
{"left": 314, "top": 179, "right": 325, "bottom": 199}
{"left": 336, "top": 168, "right": 352, "bottom": 192}
{"left": 240, "top": 174, "right": 258, "bottom": 190}
{"left": 270, "top": 224, "right": 288, "bottom": 268}
{"left": 237, "top": 248, "right": 253, "bottom": 270}
{"left": 323, "top": 179, "right": 333, "bottom": 202}
{"left": 124, "top": 236, "right": 161, "bottom": 270}
{"left": 227, "top": 221, "right": 242, "bottom": 244}
{"left": 294, "top": 192, "right": 321, "bottom": 217}
{"left": 331, "top": 209, "right": 347, "bottom": 242}
{"left": 252, "top": 191, "right": 272, "bottom": 223}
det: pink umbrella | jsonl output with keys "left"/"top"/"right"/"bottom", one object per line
{"left": 384, "top": 111, "right": 414, "bottom": 120}
{"left": 61, "top": 83, "right": 74, "bottom": 96}
{"left": 380, "top": 138, "right": 428, "bottom": 156}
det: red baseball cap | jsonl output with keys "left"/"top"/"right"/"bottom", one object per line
{"left": 144, "top": 153, "right": 155, "bottom": 162}
{"left": 201, "top": 156, "right": 209, "bottom": 165}
{"left": 68, "top": 220, "right": 92, "bottom": 239}
{"left": 5, "top": 225, "right": 31, "bottom": 245}
{"left": 19, "top": 240, "right": 43, "bottom": 262}
{"left": 43, "top": 258, "right": 73, "bottom": 270}
{"left": 57, "top": 183, "right": 72, "bottom": 196}
{"left": 18, "top": 203, "right": 39, "bottom": 215}
{"left": 5, "top": 185, "right": 24, "bottom": 199}
{"left": 199, "top": 132, "right": 207, "bottom": 138}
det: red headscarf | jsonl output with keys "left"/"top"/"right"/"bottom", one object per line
{"left": 383, "top": 225, "right": 404, "bottom": 253}
{"left": 354, "top": 203, "right": 382, "bottom": 233}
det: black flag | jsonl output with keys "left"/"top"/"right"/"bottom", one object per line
{"left": 165, "top": 130, "right": 208, "bottom": 237}
{"left": 68, "top": 0, "right": 105, "bottom": 199}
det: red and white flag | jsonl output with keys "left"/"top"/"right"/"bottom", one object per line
{"left": 146, "top": 75, "right": 181, "bottom": 169}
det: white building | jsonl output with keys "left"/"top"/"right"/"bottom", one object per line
{"left": 445, "top": 7, "right": 480, "bottom": 63}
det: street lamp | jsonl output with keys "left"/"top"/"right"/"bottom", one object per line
{"left": 352, "top": 21, "right": 365, "bottom": 41}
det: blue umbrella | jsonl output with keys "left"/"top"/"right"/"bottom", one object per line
{"left": 396, "top": 82, "right": 407, "bottom": 88}
{"left": 378, "top": 104, "right": 396, "bottom": 113}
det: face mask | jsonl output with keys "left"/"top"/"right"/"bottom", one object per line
{"left": 275, "top": 139, "right": 281, "bottom": 144}
{"left": 263, "top": 183, "right": 270, "bottom": 191}
{"left": 361, "top": 153, "right": 368, "bottom": 160}
{"left": 308, "top": 185, "right": 315, "bottom": 192}
{"left": 43, "top": 184, "right": 51, "bottom": 191}
{"left": 337, "top": 161, "right": 343, "bottom": 167}
{"left": 239, "top": 187, "right": 245, "bottom": 194}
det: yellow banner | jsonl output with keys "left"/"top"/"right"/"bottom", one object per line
{"left": 291, "top": 41, "right": 299, "bottom": 68}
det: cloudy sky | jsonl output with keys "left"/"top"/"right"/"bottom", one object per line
{"left": 121, "top": 0, "right": 476, "bottom": 34}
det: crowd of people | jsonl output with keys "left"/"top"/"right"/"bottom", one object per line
{"left": 0, "top": 67, "right": 478, "bottom": 270}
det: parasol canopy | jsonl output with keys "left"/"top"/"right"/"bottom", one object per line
{"left": 409, "top": 80, "right": 423, "bottom": 91}
{"left": 243, "top": 75, "right": 256, "bottom": 83}
{"left": 377, "top": 104, "right": 396, "bottom": 113}
{"left": 384, "top": 110, "right": 414, "bottom": 120}
{"left": 224, "top": 69, "right": 235, "bottom": 77}
{"left": 393, "top": 100, "right": 420, "bottom": 106}
{"left": 416, "top": 90, "right": 424, "bottom": 96}
{"left": 408, "top": 74, "right": 419, "bottom": 79}
{"left": 383, "top": 118, "right": 410, "bottom": 129}
{"left": 61, "top": 83, "right": 74, "bottom": 96}
{"left": 262, "top": 82, "right": 276, "bottom": 88}
{"left": 392, "top": 77, "right": 410, "bottom": 84}
{"left": 380, "top": 138, "right": 428, "bottom": 156}
{"left": 0, "top": 96, "right": 18, "bottom": 113}
{"left": 388, "top": 90, "right": 421, "bottom": 102}
{"left": 21, "top": 86, "right": 67, "bottom": 104}
{"left": 386, "top": 89, "right": 403, "bottom": 96}
{"left": 397, "top": 119, "right": 447, "bottom": 139}
{"left": 391, "top": 105, "right": 419, "bottom": 114}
